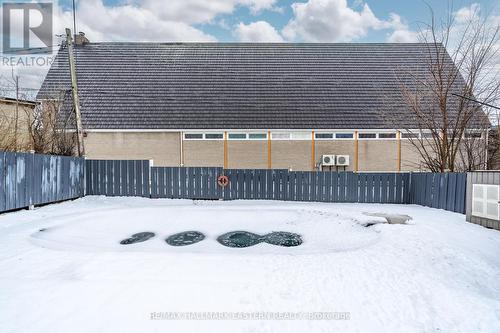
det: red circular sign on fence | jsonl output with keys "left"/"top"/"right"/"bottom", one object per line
{"left": 217, "top": 175, "right": 229, "bottom": 187}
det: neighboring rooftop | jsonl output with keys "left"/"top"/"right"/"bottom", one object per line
{"left": 0, "top": 96, "right": 38, "bottom": 106}
{"left": 38, "top": 42, "right": 469, "bottom": 130}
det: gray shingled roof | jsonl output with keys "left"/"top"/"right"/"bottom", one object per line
{"left": 37, "top": 42, "right": 472, "bottom": 130}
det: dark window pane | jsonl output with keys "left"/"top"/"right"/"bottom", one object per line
{"left": 465, "top": 131, "right": 482, "bottom": 138}
{"left": 205, "top": 133, "right": 223, "bottom": 139}
{"left": 335, "top": 133, "right": 354, "bottom": 139}
{"left": 401, "top": 132, "right": 419, "bottom": 139}
{"left": 379, "top": 133, "right": 396, "bottom": 139}
{"left": 358, "top": 133, "right": 377, "bottom": 139}
{"left": 315, "top": 133, "right": 333, "bottom": 139}
{"left": 248, "top": 133, "right": 267, "bottom": 139}
{"left": 184, "top": 133, "right": 203, "bottom": 139}
{"left": 228, "top": 133, "right": 247, "bottom": 139}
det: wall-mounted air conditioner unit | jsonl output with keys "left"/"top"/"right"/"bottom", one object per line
{"left": 321, "top": 154, "right": 336, "bottom": 166}
{"left": 336, "top": 155, "right": 350, "bottom": 166}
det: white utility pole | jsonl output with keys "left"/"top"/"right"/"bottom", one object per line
{"left": 65, "top": 28, "right": 85, "bottom": 157}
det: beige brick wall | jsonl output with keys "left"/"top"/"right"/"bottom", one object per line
{"left": 358, "top": 140, "right": 399, "bottom": 171}
{"left": 271, "top": 140, "right": 312, "bottom": 171}
{"left": 84, "top": 132, "right": 181, "bottom": 166}
{"left": 228, "top": 140, "right": 267, "bottom": 169}
{"left": 315, "top": 140, "right": 355, "bottom": 171}
{"left": 183, "top": 140, "right": 224, "bottom": 167}
{"left": 83, "top": 132, "right": 434, "bottom": 172}
{"left": 401, "top": 141, "right": 426, "bottom": 171}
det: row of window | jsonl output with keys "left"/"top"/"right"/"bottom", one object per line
{"left": 183, "top": 131, "right": 483, "bottom": 140}
{"left": 183, "top": 132, "right": 397, "bottom": 140}
{"left": 184, "top": 133, "right": 268, "bottom": 140}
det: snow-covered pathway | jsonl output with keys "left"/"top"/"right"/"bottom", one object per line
{"left": 0, "top": 197, "right": 499, "bottom": 333}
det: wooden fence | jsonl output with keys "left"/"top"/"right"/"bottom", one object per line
{"left": 85, "top": 160, "right": 465, "bottom": 213}
{"left": 409, "top": 172, "right": 467, "bottom": 214}
{"left": 85, "top": 159, "right": 150, "bottom": 197}
{"left": 0, "top": 151, "right": 85, "bottom": 213}
{"left": 1, "top": 155, "right": 467, "bottom": 214}
{"left": 150, "top": 167, "right": 411, "bottom": 204}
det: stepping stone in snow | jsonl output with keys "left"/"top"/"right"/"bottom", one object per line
{"left": 217, "top": 231, "right": 263, "bottom": 248}
{"left": 166, "top": 231, "right": 205, "bottom": 246}
{"left": 120, "top": 232, "right": 156, "bottom": 245}
{"left": 263, "top": 231, "right": 302, "bottom": 247}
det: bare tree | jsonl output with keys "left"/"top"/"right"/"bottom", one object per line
{"left": 1, "top": 74, "right": 76, "bottom": 155}
{"left": 384, "top": 3, "right": 499, "bottom": 172}
{"left": 28, "top": 90, "right": 77, "bottom": 156}
{"left": 0, "top": 108, "right": 18, "bottom": 151}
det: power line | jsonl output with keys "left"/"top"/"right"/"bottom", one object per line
{"left": 452, "top": 93, "right": 500, "bottom": 110}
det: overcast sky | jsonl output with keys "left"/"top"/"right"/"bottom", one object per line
{"left": 0, "top": 0, "right": 498, "bottom": 96}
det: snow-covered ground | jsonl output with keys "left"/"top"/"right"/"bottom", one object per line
{"left": 1, "top": 196, "right": 499, "bottom": 333}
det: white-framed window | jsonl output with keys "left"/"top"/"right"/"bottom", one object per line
{"left": 335, "top": 133, "right": 354, "bottom": 139}
{"left": 378, "top": 133, "right": 397, "bottom": 139}
{"left": 184, "top": 133, "right": 224, "bottom": 140}
{"left": 358, "top": 133, "right": 377, "bottom": 139}
{"left": 315, "top": 132, "right": 355, "bottom": 140}
{"left": 248, "top": 133, "right": 268, "bottom": 140}
{"left": 472, "top": 184, "right": 499, "bottom": 220}
{"left": 315, "top": 133, "right": 334, "bottom": 140}
{"left": 271, "top": 132, "right": 291, "bottom": 140}
{"left": 204, "top": 133, "right": 224, "bottom": 140}
{"left": 401, "top": 132, "right": 419, "bottom": 139}
{"left": 228, "top": 133, "right": 247, "bottom": 140}
{"left": 464, "top": 130, "right": 483, "bottom": 139}
{"left": 420, "top": 132, "right": 434, "bottom": 139}
{"left": 291, "top": 132, "right": 311, "bottom": 140}
{"left": 184, "top": 133, "right": 203, "bottom": 140}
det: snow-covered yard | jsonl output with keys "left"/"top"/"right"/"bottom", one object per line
{"left": 1, "top": 196, "right": 499, "bottom": 333}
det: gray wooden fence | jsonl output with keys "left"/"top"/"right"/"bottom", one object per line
{"left": 0, "top": 151, "right": 85, "bottom": 213}
{"left": 150, "top": 168, "right": 411, "bottom": 204}
{"left": 86, "top": 161, "right": 465, "bottom": 213}
{"left": 408, "top": 173, "right": 466, "bottom": 214}
{"left": 85, "top": 159, "right": 150, "bottom": 197}
{"left": 0, "top": 156, "right": 470, "bottom": 214}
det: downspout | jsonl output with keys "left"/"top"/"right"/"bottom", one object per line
{"left": 267, "top": 130, "right": 272, "bottom": 169}
{"left": 397, "top": 131, "right": 401, "bottom": 172}
{"left": 311, "top": 130, "right": 316, "bottom": 171}
{"left": 180, "top": 131, "right": 184, "bottom": 166}
{"left": 354, "top": 131, "right": 359, "bottom": 172}
{"left": 485, "top": 128, "right": 488, "bottom": 170}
